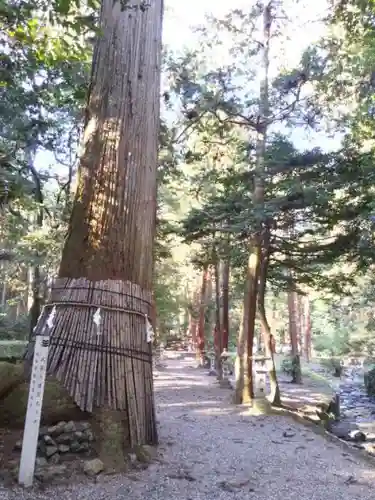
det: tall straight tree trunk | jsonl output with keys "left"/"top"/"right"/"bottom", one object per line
{"left": 297, "top": 294, "right": 304, "bottom": 355}
{"left": 25, "top": 144, "right": 44, "bottom": 338}
{"left": 304, "top": 296, "right": 311, "bottom": 361}
{"left": 235, "top": 1, "right": 272, "bottom": 405}
{"left": 196, "top": 265, "right": 209, "bottom": 366}
{"left": 28, "top": 206, "right": 43, "bottom": 339}
{"left": 288, "top": 289, "right": 302, "bottom": 383}
{"left": 235, "top": 248, "right": 261, "bottom": 404}
{"left": 243, "top": 247, "right": 261, "bottom": 403}
{"left": 188, "top": 287, "right": 200, "bottom": 351}
{"left": 30, "top": 0, "right": 164, "bottom": 467}
{"left": 221, "top": 259, "right": 230, "bottom": 350}
{"left": 28, "top": 265, "right": 42, "bottom": 339}
{"left": 1, "top": 276, "right": 6, "bottom": 307}
{"left": 214, "top": 259, "right": 222, "bottom": 379}
{"left": 258, "top": 228, "right": 281, "bottom": 406}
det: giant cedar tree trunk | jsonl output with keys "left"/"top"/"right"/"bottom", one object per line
{"left": 47, "top": 0, "right": 163, "bottom": 466}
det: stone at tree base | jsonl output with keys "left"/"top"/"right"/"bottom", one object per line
{"left": 58, "top": 444, "right": 70, "bottom": 453}
{"left": 45, "top": 445, "right": 58, "bottom": 458}
{"left": 83, "top": 458, "right": 104, "bottom": 477}
{"left": 70, "top": 441, "right": 81, "bottom": 452}
{"left": 48, "top": 421, "right": 67, "bottom": 436}
{"left": 134, "top": 444, "right": 158, "bottom": 463}
{"left": 56, "top": 433, "right": 74, "bottom": 444}
{"left": 39, "top": 426, "right": 49, "bottom": 436}
{"left": 77, "top": 442, "right": 90, "bottom": 453}
{"left": 12, "top": 419, "right": 96, "bottom": 471}
{"left": 35, "top": 465, "right": 67, "bottom": 482}
{"left": 349, "top": 430, "right": 366, "bottom": 442}
{"left": 49, "top": 453, "right": 61, "bottom": 465}
{"left": 35, "top": 457, "right": 48, "bottom": 467}
{"left": 74, "top": 431, "right": 84, "bottom": 441}
{"left": 76, "top": 421, "right": 91, "bottom": 432}
{"left": 43, "top": 435, "right": 56, "bottom": 445}
{"left": 84, "top": 429, "right": 94, "bottom": 442}
{"left": 64, "top": 421, "right": 76, "bottom": 433}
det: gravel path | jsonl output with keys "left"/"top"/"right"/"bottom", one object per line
{"left": 1, "top": 357, "right": 375, "bottom": 500}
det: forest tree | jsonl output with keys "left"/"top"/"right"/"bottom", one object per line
{"left": 27, "top": 0, "right": 164, "bottom": 466}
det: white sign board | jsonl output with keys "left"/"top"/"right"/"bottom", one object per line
{"left": 18, "top": 333, "right": 50, "bottom": 487}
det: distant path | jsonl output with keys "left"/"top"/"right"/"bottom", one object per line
{"left": 2, "top": 356, "right": 375, "bottom": 500}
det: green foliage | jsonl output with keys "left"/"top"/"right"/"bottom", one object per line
{"left": 311, "top": 274, "right": 375, "bottom": 356}
{"left": 0, "top": 314, "right": 28, "bottom": 340}
{"left": 0, "top": 339, "right": 28, "bottom": 358}
{"left": 281, "top": 357, "right": 293, "bottom": 376}
{"left": 1, "top": 0, "right": 375, "bottom": 362}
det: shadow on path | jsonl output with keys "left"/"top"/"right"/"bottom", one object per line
{"left": 2, "top": 357, "right": 375, "bottom": 500}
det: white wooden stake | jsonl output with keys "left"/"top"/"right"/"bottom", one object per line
{"left": 18, "top": 329, "right": 50, "bottom": 487}
{"left": 146, "top": 315, "right": 154, "bottom": 343}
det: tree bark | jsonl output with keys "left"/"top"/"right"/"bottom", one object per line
{"left": 288, "top": 289, "right": 302, "bottom": 383}
{"left": 297, "top": 294, "right": 304, "bottom": 355}
{"left": 1, "top": 277, "right": 6, "bottom": 307}
{"left": 214, "top": 259, "right": 222, "bottom": 379}
{"left": 188, "top": 287, "right": 199, "bottom": 351}
{"left": 304, "top": 296, "right": 311, "bottom": 362}
{"left": 243, "top": 245, "right": 261, "bottom": 403}
{"left": 221, "top": 259, "right": 230, "bottom": 350}
{"left": 235, "top": 2, "right": 272, "bottom": 405}
{"left": 258, "top": 229, "right": 281, "bottom": 406}
{"left": 196, "top": 265, "right": 209, "bottom": 365}
{"left": 234, "top": 246, "right": 260, "bottom": 404}
{"left": 28, "top": 265, "right": 42, "bottom": 339}
{"left": 25, "top": 145, "right": 44, "bottom": 339}
{"left": 33, "top": 0, "right": 164, "bottom": 468}
{"left": 59, "top": 1, "right": 163, "bottom": 283}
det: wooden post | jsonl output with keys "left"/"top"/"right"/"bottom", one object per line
{"left": 19, "top": 307, "right": 57, "bottom": 487}
{"left": 19, "top": 327, "right": 51, "bottom": 486}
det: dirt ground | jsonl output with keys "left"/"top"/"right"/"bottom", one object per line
{"left": 1, "top": 356, "right": 375, "bottom": 499}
